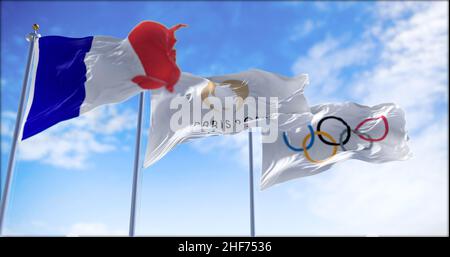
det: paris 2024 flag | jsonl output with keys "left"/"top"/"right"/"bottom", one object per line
{"left": 143, "top": 69, "right": 312, "bottom": 168}
{"left": 21, "top": 21, "right": 186, "bottom": 140}
{"left": 261, "top": 102, "right": 412, "bottom": 190}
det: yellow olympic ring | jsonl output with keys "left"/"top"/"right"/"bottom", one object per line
{"left": 302, "top": 131, "right": 338, "bottom": 164}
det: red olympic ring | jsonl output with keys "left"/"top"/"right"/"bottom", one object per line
{"left": 354, "top": 115, "right": 389, "bottom": 142}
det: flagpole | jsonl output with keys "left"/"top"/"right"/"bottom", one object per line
{"left": 129, "top": 91, "right": 145, "bottom": 237}
{"left": 248, "top": 130, "right": 255, "bottom": 237}
{"left": 0, "top": 24, "right": 40, "bottom": 235}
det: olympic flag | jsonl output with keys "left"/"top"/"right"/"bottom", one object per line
{"left": 260, "top": 102, "right": 412, "bottom": 190}
{"left": 143, "top": 69, "right": 311, "bottom": 168}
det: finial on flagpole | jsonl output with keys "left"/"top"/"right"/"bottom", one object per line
{"left": 32, "top": 23, "right": 40, "bottom": 32}
{"left": 27, "top": 23, "right": 41, "bottom": 42}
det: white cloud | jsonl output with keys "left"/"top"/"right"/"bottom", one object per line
{"left": 313, "top": 2, "right": 328, "bottom": 12}
{"left": 1, "top": 78, "right": 7, "bottom": 88}
{"left": 292, "top": 2, "right": 448, "bottom": 129}
{"left": 1, "top": 105, "right": 136, "bottom": 169}
{"left": 311, "top": 2, "right": 358, "bottom": 13}
{"left": 292, "top": 35, "right": 373, "bottom": 104}
{"left": 1, "top": 111, "right": 17, "bottom": 154}
{"left": 293, "top": 1, "right": 449, "bottom": 115}
{"left": 67, "top": 222, "right": 125, "bottom": 236}
{"left": 1, "top": 111, "right": 16, "bottom": 137}
{"left": 353, "top": 1, "right": 449, "bottom": 132}
{"left": 290, "top": 19, "right": 323, "bottom": 41}
{"left": 375, "top": 1, "right": 425, "bottom": 20}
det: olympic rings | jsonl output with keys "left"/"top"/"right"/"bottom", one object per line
{"left": 316, "top": 116, "right": 351, "bottom": 146}
{"left": 302, "top": 131, "right": 338, "bottom": 163}
{"left": 354, "top": 115, "right": 389, "bottom": 142}
{"left": 283, "top": 115, "right": 389, "bottom": 164}
{"left": 282, "top": 125, "right": 315, "bottom": 152}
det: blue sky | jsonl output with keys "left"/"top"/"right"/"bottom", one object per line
{"left": 1, "top": 1, "right": 448, "bottom": 235}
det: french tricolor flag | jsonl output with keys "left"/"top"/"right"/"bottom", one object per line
{"left": 22, "top": 21, "right": 186, "bottom": 140}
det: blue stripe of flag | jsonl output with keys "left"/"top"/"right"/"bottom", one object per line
{"left": 22, "top": 36, "right": 94, "bottom": 140}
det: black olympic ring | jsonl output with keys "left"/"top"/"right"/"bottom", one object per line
{"left": 339, "top": 129, "right": 373, "bottom": 151}
{"left": 316, "top": 116, "right": 351, "bottom": 146}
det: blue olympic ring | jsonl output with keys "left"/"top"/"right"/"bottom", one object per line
{"left": 282, "top": 125, "right": 315, "bottom": 152}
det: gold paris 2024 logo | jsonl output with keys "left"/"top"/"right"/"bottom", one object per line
{"left": 200, "top": 80, "right": 249, "bottom": 111}
{"left": 169, "top": 79, "right": 279, "bottom": 143}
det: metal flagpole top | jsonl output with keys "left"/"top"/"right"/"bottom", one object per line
{"left": 26, "top": 23, "right": 41, "bottom": 42}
